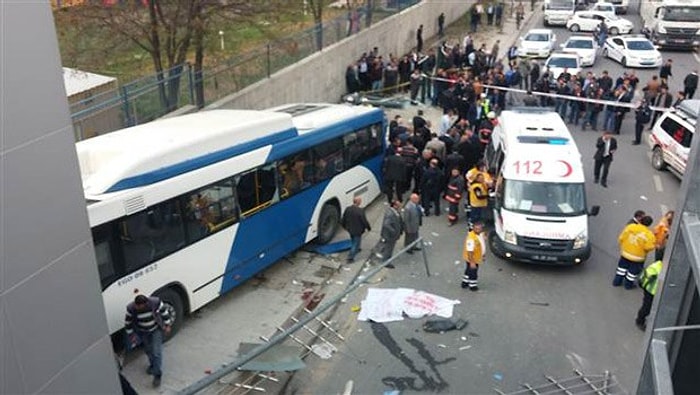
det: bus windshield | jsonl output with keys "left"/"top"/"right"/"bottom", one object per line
{"left": 503, "top": 180, "right": 586, "bottom": 216}
{"left": 661, "top": 6, "right": 700, "bottom": 22}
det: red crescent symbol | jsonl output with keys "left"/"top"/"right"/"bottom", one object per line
{"left": 558, "top": 160, "right": 573, "bottom": 177}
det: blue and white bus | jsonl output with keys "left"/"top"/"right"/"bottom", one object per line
{"left": 78, "top": 103, "right": 386, "bottom": 338}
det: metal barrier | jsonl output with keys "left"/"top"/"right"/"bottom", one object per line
{"left": 70, "top": 1, "right": 421, "bottom": 139}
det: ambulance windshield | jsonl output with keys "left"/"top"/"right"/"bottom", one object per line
{"left": 503, "top": 180, "right": 586, "bottom": 216}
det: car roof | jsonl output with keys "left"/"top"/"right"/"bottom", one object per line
{"left": 548, "top": 52, "right": 579, "bottom": 58}
{"left": 527, "top": 29, "right": 553, "bottom": 35}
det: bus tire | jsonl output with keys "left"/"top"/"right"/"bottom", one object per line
{"left": 317, "top": 202, "right": 340, "bottom": 245}
{"left": 155, "top": 288, "right": 184, "bottom": 341}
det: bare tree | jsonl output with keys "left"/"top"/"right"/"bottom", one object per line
{"left": 75, "top": 1, "right": 281, "bottom": 112}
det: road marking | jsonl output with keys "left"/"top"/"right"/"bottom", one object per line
{"left": 694, "top": 52, "right": 700, "bottom": 64}
{"left": 653, "top": 175, "right": 664, "bottom": 193}
{"left": 660, "top": 204, "right": 669, "bottom": 216}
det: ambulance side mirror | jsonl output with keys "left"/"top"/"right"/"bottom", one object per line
{"left": 589, "top": 205, "right": 600, "bottom": 216}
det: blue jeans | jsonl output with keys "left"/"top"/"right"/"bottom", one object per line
{"left": 348, "top": 235, "right": 362, "bottom": 260}
{"left": 140, "top": 329, "right": 164, "bottom": 378}
{"left": 603, "top": 110, "right": 615, "bottom": 131}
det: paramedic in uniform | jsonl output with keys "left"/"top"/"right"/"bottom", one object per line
{"left": 462, "top": 221, "right": 486, "bottom": 291}
{"left": 613, "top": 215, "right": 655, "bottom": 289}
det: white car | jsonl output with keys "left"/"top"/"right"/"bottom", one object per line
{"left": 559, "top": 36, "right": 597, "bottom": 66}
{"left": 518, "top": 29, "right": 557, "bottom": 59}
{"left": 545, "top": 53, "right": 582, "bottom": 82}
{"left": 588, "top": 2, "right": 616, "bottom": 19}
{"left": 566, "top": 11, "right": 633, "bottom": 35}
{"left": 603, "top": 36, "right": 663, "bottom": 68}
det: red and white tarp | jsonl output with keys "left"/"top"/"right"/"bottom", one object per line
{"left": 357, "top": 288, "right": 461, "bottom": 322}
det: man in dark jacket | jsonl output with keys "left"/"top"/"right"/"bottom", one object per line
{"left": 420, "top": 158, "right": 444, "bottom": 216}
{"left": 659, "top": 59, "right": 673, "bottom": 86}
{"left": 683, "top": 70, "right": 698, "bottom": 99}
{"left": 375, "top": 200, "right": 404, "bottom": 268}
{"left": 341, "top": 196, "right": 371, "bottom": 262}
{"left": 593, "top": 131, "right": 618, "bottom": 188}
{"left": 383, "top": 152, "right": 408, "bottom": 203}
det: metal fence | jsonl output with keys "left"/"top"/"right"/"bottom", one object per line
{"left": 70, "top": 0, "right": 421, "bottom": 139}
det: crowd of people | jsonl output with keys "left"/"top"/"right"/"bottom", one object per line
{"left": 339, "top": 0, "right": 696, "bottom": 333}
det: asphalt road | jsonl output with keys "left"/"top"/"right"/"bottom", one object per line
{"left": 283, "top": 8, "right": 696, "bottom": 395}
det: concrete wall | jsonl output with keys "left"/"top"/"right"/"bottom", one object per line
{"left": 210, "top": 0, "right": 473, "bottom": 110}
{"left": 0, "top": 1, "right": 120, "bottom": 393}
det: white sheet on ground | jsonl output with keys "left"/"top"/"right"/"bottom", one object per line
{"left": 357, "top": 288, "right": 460, "bottom": 322}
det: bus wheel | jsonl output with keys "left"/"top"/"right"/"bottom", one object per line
{"left": 317, "top": 203, "right": 340, "bottom": 244}
{"left": 156, "top": 288, "right": 184, "bottom": 341}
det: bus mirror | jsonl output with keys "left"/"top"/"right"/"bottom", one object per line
{"left": 589, "top": 205, "right": 600, "bottom": 216}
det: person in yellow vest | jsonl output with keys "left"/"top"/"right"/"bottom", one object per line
{"left": 468, "top": 173, "right": 489, "bottom": 226}
{"left": 635, "top": 260, "right": 663, "bottom": 331}
{"left": 652, "top": 210, "right": 674, "bottom": 261}
{"left": 613, "top": 215, "right": 655, "bottom": 289}
{"left": 462, "top": 221, "right": 486, "bottom": 291}
{"left": 465, "top": 160, "right": 493, "bottom": 188}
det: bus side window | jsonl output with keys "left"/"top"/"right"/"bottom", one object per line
{"left": 312, "top": 137, "right": 344, "bottom": 182}
{"left": 92, "top": 223, "right": 122, "bottom": 289}
{"left": 121, "top": 200, "right": 187, "bottom": 272}
{"left": 258, "top": 164, "right": 278, "bottom": 205}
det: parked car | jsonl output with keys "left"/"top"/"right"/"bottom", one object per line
{"left": 588, "top": 2, "right": 616, "bottom": 19}
{"left": 649, "top": 100, "right": 699, "bottom": 179}
{"left": 518, "top": 29, "right": 557, "bottom": 59}
{"left": 559, "top": 36, "right": 597, "bottom": 66}
{"left": 603, "top": 35, "right": 663, "bottom": 68}
{"left": 566, "top": 11, "right": 633, "bottom": 35}
{"left": 545, "top": 52, "right": 582, "bottom": 82}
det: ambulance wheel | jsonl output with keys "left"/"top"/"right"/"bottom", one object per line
{"left": 652, "top": 146, "right": 667, "bottom": 170}
{"left": 488, "top": 231, "right": 506, "bottom": 260}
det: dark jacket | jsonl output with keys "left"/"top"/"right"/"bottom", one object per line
{"left": 381, "top": 207, "right": 404, "bottom": 241}
{"left": 594, "top": 136, "right": 618, "bottom": 162}
{"left": 342, "top": 205, "right": 371, "bottom": 237}
{"left": 685, "top": 73, "right": 699, "bottom": 89}
{"left": 383, "top": 154, "right": 407, "bottom": 182}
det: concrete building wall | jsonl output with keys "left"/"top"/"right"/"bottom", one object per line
{"left": 0, "top": 1, "right": 120, "bottom": 393}
{"left": 210, "top": 0, "right": 473, "bottom": 110}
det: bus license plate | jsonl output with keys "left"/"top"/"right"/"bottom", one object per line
{"left": 532, "top": 255, "right": 557, "bottom": 262}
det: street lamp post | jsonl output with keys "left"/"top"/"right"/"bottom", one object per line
{"left": 219, "top": 30, "right": 225, "bottom": 51}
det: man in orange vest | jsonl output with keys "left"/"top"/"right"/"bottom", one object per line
{"left": 462, "top": 221, "right": 486, "bottom": 291}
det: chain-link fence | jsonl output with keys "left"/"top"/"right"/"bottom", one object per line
{"left": 70, "top": 0, "right": 421, "bottom": 140}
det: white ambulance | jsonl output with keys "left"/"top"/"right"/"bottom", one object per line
{"left": 484, "top": 108, "right": 599, "bottom": 265}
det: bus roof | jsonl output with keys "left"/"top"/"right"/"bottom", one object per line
{"left": 269, "top": 103, "right": 383, "bottom": 132}
{"left": 497, "top": 108, "right": 584, "bottom": 183}
{"left": 76, "top": 110, "right": 295, "bottom": 196}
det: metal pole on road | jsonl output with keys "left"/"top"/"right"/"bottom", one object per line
{"left": 178, "top": 237, "right": 429, "bottom": 394}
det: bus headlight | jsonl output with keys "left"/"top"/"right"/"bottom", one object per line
{"left": 504, "top": 230, "right": 517, "bottom": 245}
{"left": 573, "top": 232, "right": 587, "bottom": 249}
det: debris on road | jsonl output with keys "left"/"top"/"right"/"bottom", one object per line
{"left": 640, "top": 195, "right": 648, "bottom": 201}
{"left": 493, "top": 373, "right": 503, "bottom": 381}
{"left": 351, "top": 305, "right": 361, "bottom": 312}
{"left": 530, "top": 302, "right": 550, "bottom": 307}
{"left": 459, "top": 345, "right": 472, "bottom": 351}
{"left": 423, "top": 318, "right": 469, "bottom": 333}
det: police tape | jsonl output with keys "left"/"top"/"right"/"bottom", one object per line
{"left": 425, "top": 74, "right": 673, "bottom": 113}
